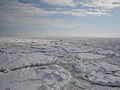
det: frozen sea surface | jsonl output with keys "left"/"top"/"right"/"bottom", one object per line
{"left": 0, "top": 37, "right": 120, "bottom": 90}
{"left": 78, "top": 53, "right": 105, "bottom": 59}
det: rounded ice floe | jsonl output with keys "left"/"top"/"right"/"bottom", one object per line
{"left": 36, "top": 65, "right": 72, "bottom": 89}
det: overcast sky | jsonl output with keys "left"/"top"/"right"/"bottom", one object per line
{"left": 0, "top": 0, "right": 120, "bottom": 37}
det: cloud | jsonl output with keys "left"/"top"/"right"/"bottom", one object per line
{"left": 80, "top": 0, "right": 120, "bottom": 9}
{"left": 0, "top": 0, "right": 120, "bottom": 37}
{"left": 0, "top": 0, "right": 120, "bottom": 19}
{"left": 61, "top": 9, "right": 108, "bottom": 16}
{"left": 41, "top": 0, "right": 75, "bottom": 6}
{"left": 14, "top": 18, "right": 75, "bottom": 28}
{"left": 0, "top": 0, "right": 75, "bottom": 28}
{"left": 40, "top": 0, "right": 120, "bottom": 16}
{"left": 41, "top": 0, "right": 120, "bottom": 9}
{"left": 0, "top": 0, "right": 58, "bottom": 17}
{"left": 0, "top": 0, "right": 109, "bottom": 18}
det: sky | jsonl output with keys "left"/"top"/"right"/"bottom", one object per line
{"left": 0, "top": 0, "right": 120, "bottom": 37}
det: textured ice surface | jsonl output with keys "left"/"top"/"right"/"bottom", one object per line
{"left": 78, "top": 53, "right": 105, "bottom": 59}
{"left": 0, "top": 37, "right": 120, "bottom": 90}
{"left": 0, "top": 64, "right": 71, "bottom": 90}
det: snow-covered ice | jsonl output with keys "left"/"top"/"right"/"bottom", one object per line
{"left": 0, "top": 37, "right": 120, "bottom": 90}
{"left": 78, "top": 53, "right": 105, "bottom": 59}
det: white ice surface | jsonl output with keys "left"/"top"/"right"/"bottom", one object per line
{"left": 0, "top": 37, "right": 120, "bottom": 90}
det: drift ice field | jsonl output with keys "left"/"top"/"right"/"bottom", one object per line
{"left": 0, "top": 37, "right": 120, "bottom": 90}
